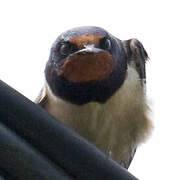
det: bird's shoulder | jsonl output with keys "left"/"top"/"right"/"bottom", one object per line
{"left": 35, "top": 87, "right": 47, "bottom": 107}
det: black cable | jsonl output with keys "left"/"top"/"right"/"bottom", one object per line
{"left": 0, "top": 168, "right": 14, "bottom": 180}
{"left": 0, "top": 80, "right": 138, "bottom": 180}
{"left": 0, "top": 122, "right": 73, "bottom": 180}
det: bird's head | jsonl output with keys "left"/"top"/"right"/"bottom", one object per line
{"left": 45, "top": 26, "right": 148, "bottom": 105}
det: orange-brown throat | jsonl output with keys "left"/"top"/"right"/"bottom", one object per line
{"left": 58, "top": 52, "right": 114, "bottom": 83}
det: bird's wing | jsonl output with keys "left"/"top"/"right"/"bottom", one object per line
{"left": 123, "top": 38, "right": 148, "bottom": 87}
{"left": 122, "top": 38, "right": 148, "bottom": 169}
{"left": 34, "top": 87, "right": 47, "bottom": 107}
{"left": 121, "top": 146, "right": 137, "bottom": 169}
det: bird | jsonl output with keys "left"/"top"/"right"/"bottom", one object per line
{"left": 35, "top": 26, "right": 152, "bottom": 169}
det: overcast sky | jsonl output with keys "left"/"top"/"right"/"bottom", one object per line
{"left": 0, "top": 0, "right": 196, "bottom": 179}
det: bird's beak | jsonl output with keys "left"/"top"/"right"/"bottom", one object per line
{"left": 73, "top": 45, "right": 103, "bottom": 55}
{"left": 58, "top": 45, "right": 114, "bottom": 83}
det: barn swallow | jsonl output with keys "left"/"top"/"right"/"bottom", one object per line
{"left": 35, "top": 26, "right": 152, "bottom": 169}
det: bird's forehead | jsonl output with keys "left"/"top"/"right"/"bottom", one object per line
{"left": 61, "top": 26, "right": 108, "bottom": 41}
{"left": 69, "top": 34, "right": 104, "bottom": 48}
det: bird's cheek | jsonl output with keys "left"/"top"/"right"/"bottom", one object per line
{"left": 57, "top": 52, "right": 114, "bottom": 83}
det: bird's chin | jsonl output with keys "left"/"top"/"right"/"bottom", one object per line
{"left": 57, "top": 51, "right": 114, "bottom": 83}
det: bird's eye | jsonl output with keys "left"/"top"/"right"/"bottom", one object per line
{"left": 59, "top": 43, "right": 70, "bottom": 56}
{"left": 100, "top": 38, "right": 112, "bottom": 51}
{"left": 59, "top": 42, "right": 77, "bottom": 56}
